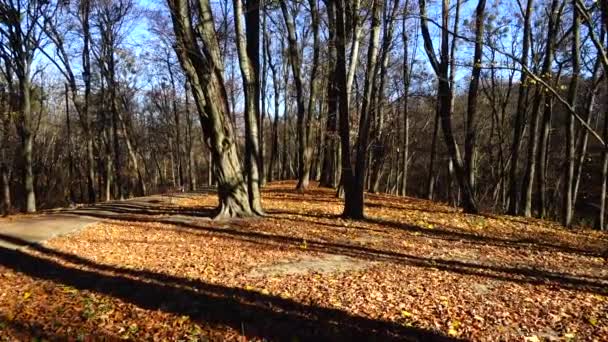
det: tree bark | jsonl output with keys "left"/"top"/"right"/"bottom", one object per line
{"left": 563, "top": 0, "right": 580, "bottom": 226}
{"left": 400, "top": 0, "right": 412, "bottom": 197}
{"left": 465, "top": 0, "right": 486, "bottom": 196}
{"left": 234, "top": 0, "right": 264, "bottom": 214}
{"left": 168, "top": 0, "right": 254, "bottom": 218}
{"left": 345, "top": 0, "right": 382, "bottom": 219}
{"left": 279, "top": 2, "right": 310, "bottom": 191}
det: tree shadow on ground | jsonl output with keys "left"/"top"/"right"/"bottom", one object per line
{"left": 31, "top": 200, "right": 608, "bottom": 296}
{"left": 0, "top": 236, "right": 455, "bottom": 342}
{"left": 364, "top": 217, "right": 607, "bottom": 259}
{"left": 268, "top": 209, "right": 607, "bottom": 259}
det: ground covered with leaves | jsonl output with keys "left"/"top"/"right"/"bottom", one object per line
{"left": 0, "top": 181, "right": 607, "bottom": 341}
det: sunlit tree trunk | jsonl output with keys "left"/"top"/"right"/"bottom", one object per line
{"left": 234, "top": 0, "right": 264, "bottom": 214}
{"left": 534, "top": 0, "right": 562, "bottom": 218}
{"left": 344, "top": 0, "right": 382, "bottom": 219}
{"left": 168, "top": 0, "right": 254, "bottom": 218}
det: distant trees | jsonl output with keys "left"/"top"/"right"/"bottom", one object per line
{"left": 0, "top": 0, "right": 606, "bottom": 230}
{"left": 0, "top": 0, "right": 53, "bottom": 213}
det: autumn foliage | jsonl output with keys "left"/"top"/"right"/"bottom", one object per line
{"left": 0, "top": 181, "right": 606, "bottom": 340}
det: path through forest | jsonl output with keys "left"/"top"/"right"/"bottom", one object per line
{"left": 0, "top": 215, "right": 97, "bottom": 250}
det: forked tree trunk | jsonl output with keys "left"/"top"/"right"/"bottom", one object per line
{"left": 369, "top": 0, "right": 399, "bottom": 194}
{"left": 419, "top": 0, "right": 478, "bottom": 213}
{"left": 332, "top": 0, "right": 356, "bottom": 216}
{"left": 168, "top": 0, "right": 255, "bottom": 218}
{"left": 301, "top": 0, "right": 321, "bottom": 190}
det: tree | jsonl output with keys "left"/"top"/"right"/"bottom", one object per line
{"left": 279, "top": 1, "right": 310, "bottom": 191}
{"left": 507, "top": 0, "right": 533, "bottom": 215}
{"left": 464, "top": 0, "right": 486, "bottom": 196}
{"left": 338, "top": 0, "right": 383, "bottom": 219}
{"left": 234, "top": 0, "right": 264, "bottom": 214}
{"left": 563, "top": 0, "right": 580, "bottom": 226}
{"left": 42, "top": 0, "right": 97, "bottom": 203}
{"left": 167, "top": 0, "right": 259, "bottom": 218}
{"left": 419, "top": 0, "right": 479, "bottom": 213}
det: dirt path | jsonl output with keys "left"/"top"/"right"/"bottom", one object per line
{"left": 0, "top": 193, "right": 201, "bottom": 250}
{"left": 0, "top": 215, "right": 98, "bottom": 249}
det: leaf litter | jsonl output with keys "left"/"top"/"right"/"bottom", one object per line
{"left": 0, "top": 181, "right": 606, "bottom": 341}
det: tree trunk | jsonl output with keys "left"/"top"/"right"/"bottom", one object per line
{"left": 168, "top": 0, "right": 254, "bottom": 218}
{"left": 563, "top": 0, "right": 580, "bottom": 226}
{"left": 601, "top": 98, "right": 608, "bottom": 230}
{"left": 234, "top": 0, "right": 264, "bottom": 214}
{"left": 259, "top": 2, "right": 267, "bottom": 187}
{"left": 419, "top": 0, "right": 478, "bottom": 213}
{"left": 279, "top": 2, "right": 310, "bottom": 191}
{"left": 369, "top": 0, "right": 400, "bottom": 194}
{"left": 400, "top": 2, "right": 411, "bottom": 197}
{"left": 573, "top": 57, "right": 601, "bottom": 207}
{"left": 265, "top": 27, "right": 280, "bottom": 183}
{"left": 426, "top": 108, "right": 439, "bottom": 199}
{"left": 465, "top": 0, "right": 486, "bottom": 196}
{"left": 167, "top": 57, "right": 184, "bottom": 188}
{"left": 17, "top": 75, "right": 36, "bottom": 213}
{"left": 346, "top": 0, "right": 382, "bottom": 219}
{"left": 332, "top": 0, "right": 356, "bottom": 217}
{"left": 508, "top": 0, "right": 533, "bottom": 215}
{"left": 0, "top": 163, "right": 9, "bottom": 216}
{"left": 65, "top": 84, "right": 76, "bottom": 203}
{"left": 320, "top": 2, "right": 339, "bottom": 188}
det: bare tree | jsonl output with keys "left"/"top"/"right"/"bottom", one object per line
{"left": 167, "top": 0, "right": 258, "bottom": 217}
{"left": 419, "top": 0, "right": 479, "bottom": 213}
{"left": 234, "top": 0, "right": 264, "bottom": 214}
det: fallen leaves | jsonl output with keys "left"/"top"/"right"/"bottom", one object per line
{"left": 0, "top": 181, "right": 607, "bottom": 341}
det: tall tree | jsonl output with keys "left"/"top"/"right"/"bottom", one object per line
{"left": 234, "top": 0, "right": 264, "bottom": 214}
{"left": 419, "top": 0, "right": 479, "bottom": 213}
{"left": 464, "top": 0, "right": 486, "bottom": 196}
{"left": 167, "top": 0, "right": 258, "bottom": 217}
{"left": 563, "top": 0, "right": 580, "bottom": 226}
{"left": 320, "top": 0, "right": 339, "bottom": 188}
{"left": 279, "top": 2, "right": 310, "bottom": 191}
{"left": 507, "top": 0, "right": 533, "bottom": 215}
{"left": 265, "top": 22, "right": 280, "bottom": 183}
{"left": 535, "top": 0, "right": 563, "bottom": 218}
{"left": 342, "top": 0, "right": 383, "bottom": 219}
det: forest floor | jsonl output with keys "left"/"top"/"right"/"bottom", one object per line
{"left": 0, "top": 181, "right": 607, "bottom": 341}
